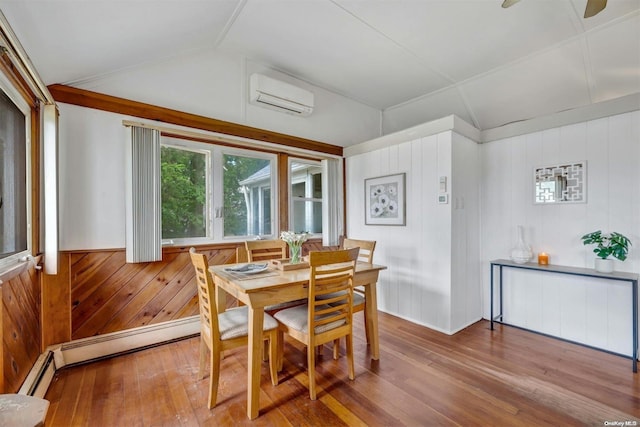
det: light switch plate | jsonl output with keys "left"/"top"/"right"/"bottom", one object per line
{"left": 439, "top": 176, "right": 447, "bottom": 193}
{"left": 438, "top": 194, "right": 448, "bottom": 204}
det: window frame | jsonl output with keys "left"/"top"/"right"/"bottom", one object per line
{"left": 288, "top": 157, "right": 323, "bottom": 237}
{"left": 0, "top": 70, "right": 32, "bottom": 271}
{"left": 160, "top": 136, "right": 278, "bottom": 245}
{"left": 216, "top": 146, "right": 278, "bottom": 240}
{"left": 159, "top": 139, "right": 212, "bottom": 245}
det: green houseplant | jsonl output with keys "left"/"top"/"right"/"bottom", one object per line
{"left": 581, "top": 230, "right": 631, "bottom": 272}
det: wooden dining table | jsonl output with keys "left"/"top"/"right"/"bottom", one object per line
{"left": 209, "top": 261, "right": 387, "bottom": 420}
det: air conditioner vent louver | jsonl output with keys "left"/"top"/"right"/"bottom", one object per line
{"left": 249, "top": 73, "right": 314, "bottom": 116}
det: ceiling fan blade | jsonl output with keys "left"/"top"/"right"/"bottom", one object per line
{"left": 584, "top": 0, "right": 607, "bottom": 18}
{"left": 501, "top": 0, "right": 521, "bottom": 8}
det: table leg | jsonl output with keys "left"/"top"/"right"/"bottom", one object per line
{"left": 247, "top": 305, "right": 264, "bottom": 419}
{"left": 364, "top": 283, "right": 380, "bottom": 360}
{"left": 215, "top": 281, "right": 227, "bottom": 314}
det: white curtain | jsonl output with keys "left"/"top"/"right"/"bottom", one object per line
{"left": 125, "top": 126, "right": 162, "bottom": 263}
{"left": 321, "top": 158, "right": 344, "bottom": 246}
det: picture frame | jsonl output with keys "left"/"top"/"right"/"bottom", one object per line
{"left": 365, "top": 173, "right": 406, "bottom": 226}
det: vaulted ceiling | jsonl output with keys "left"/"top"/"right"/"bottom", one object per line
{"left": 1, "top": 0, "right": 638, "bottom": 133}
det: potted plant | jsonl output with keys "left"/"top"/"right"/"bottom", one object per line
{"left": 581, "top": 230, "right": 632, "bottom": 273}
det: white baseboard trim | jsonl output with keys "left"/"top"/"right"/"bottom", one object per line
{"left": 449, "top": 317, "right": 484, "bottom": 335}
{"left": 377, "top": 308, "right": 482, "bottom": 336}
{"left": 20, "top": 315, "right": 201, "bottom": 397}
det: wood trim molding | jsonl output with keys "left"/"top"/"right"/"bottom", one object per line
{"left": 0, "top": 52, "right": 37, "bottom": 108}
{"left": 41, "top": 253, "right": 71, "bottom": 350}
{"left": 278, "top": 153, "right": 289, "bottom": 232}
{"left": 47, "top": 84, "right": 343, "bottom": 157}
{"left": 31, "top": 107, "right": 42, "bottom": 255}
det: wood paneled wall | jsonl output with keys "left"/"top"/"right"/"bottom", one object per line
{"left": 67, "top": 240, "right": 329, "bottom": 341}
{"left": 0, "top": 44, "right": 45, "bottom": 394}
{"left": 0, "top": 262, "right": 42, "bottom": 393}
{"left": 70, "top": 246, "right": 228, "bottom": 340}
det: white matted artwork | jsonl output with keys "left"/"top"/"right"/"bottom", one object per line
{"left": 534, "top": 161, "right": 586, "bottom": 204}
{"left": 365, "top": 173, "right": 406, "bottom": 226}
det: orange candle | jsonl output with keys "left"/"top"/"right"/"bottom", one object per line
{"left": 538, "top": 252, "right": 549, "bottom": 265}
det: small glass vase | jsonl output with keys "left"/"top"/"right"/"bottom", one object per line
{"left": 289, "top": 243, "right": 302, "bottom": 264}
{"left": 510, "top": 225, "right": 532, "bottom": 264}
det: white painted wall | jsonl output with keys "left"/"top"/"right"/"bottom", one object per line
{"left": 57, "top": 50, "right": 383, "bottom": 250}
{"left": 58, "top": 104, "right": 128, "bottom": 250}
{"left": 382, "top": 87, "right": 476, "bottom": 136}
{"left": 480, "top": 110, "right": 640, "bottom": 356}
{"left": 75, "top": 50, "right": 381, "bottom": 147}
{"left": 451, "top": 132, "right": 482, "bottom": 332}
{"left": 345, "top": 128, "right": 481, "bottom": 334}
{"left": 56, "top": 42, "right": 639, "bottom": 354}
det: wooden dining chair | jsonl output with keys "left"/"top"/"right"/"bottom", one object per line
{"left": 245, "top": 239, "right": 287, "bottom": 262}
{"left": 236, "top": 245, "right": 249, "bottom": 263}
{"left": 274, "top": 247, "right": 359, "bottom": 400}
{"left": 245, "top": 239, "right": 306, "bottom": 310}
{"left": 245, "top": 239, "right": 306, "bottom": 361}
{"left": 342, "top": 238, "right": 376, "bottom": 341}
{"left": 315, "top": 238, "right": 376, "bottom": 357}
{"left": 342, "top": 237, "right": 376, "bottom": 264}
{"left": 189, "top": 248, "right": 279, "bottom": 409}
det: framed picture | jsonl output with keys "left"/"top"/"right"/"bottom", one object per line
{"left": 365, "top": 173, "right": 406, "bottom": 226}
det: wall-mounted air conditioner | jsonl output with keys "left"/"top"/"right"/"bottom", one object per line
{"left": 249, "top": 73, "right": 314, "bottom": 116}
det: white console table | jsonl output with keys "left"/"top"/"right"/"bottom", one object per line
{"left": 490, "top": 259, "right": 638, "bottom": 373}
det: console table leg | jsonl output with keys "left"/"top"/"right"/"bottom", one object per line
{"left": 490, "top": 263, "right": 494, "bottom": 330}
{"left": 499, "top": 266, "right": 503, "bottom": 324}
{"left": 633, "top": 279, "right": 638, "bottom": 373}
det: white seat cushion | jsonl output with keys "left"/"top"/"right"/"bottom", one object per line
{"left": 219, "top": 306, "right": 278, "bottom": 340}
{"left": 265, "top": 298, "right": 307, "bottom": 312}
{"left": 274, "top": 304, "right": 346, "bottom": 334}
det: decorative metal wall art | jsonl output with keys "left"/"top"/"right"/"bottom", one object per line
{"left": 534, "top": 161, "right": 586, "bottom": 204}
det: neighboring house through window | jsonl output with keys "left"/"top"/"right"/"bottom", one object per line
{"left": 238, "top": 159, "right": 323, "bottom": 236}
{"left": 290, "top": 160, "right": 322, "bottom": 235}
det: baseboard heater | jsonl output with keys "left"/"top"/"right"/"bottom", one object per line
{"left": 19, "top": 351, "right": 56, "bottom": 398}
{"left": 20, "top": 315, "right": 200, "bottom": 397}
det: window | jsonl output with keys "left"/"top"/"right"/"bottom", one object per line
{"left": 160, "top": 137, "right": 276, "bottom": 243}
{"left": 224, "top": 154, "right": 271, "bottom": 237}
{"left": 161, "top": 145, "right": 209, "bottom": 239}
{"left": 289, "top": 159, "right": 322, "bottom": 234}
{"left": 0, "top": 84, "right": 30, "bottom": 268}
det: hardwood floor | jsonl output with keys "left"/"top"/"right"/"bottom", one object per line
{"left": 44, "top": 312, "right": 640, "bottom": 426}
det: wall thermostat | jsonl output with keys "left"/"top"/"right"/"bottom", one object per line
{"left": 438, "top": 194, "right": 448, "bottom": 204}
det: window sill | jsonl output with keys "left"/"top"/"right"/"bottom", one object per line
{"left": 0, "top": 255, "right": 42, "bottom": 284}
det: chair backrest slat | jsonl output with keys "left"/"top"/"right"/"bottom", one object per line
{"left": 245, "top": 239, "right": 287, "bottom": 262}
{"left": 342, "top": 238, "right": 376, "bottom": 263}
{"left": 189, "top": 248, "right": 220, "bottom": 346}
{"left": 307, "top": 247, "right": 359, "bottom": 338}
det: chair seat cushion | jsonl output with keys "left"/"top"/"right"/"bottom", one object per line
{"left": 274, "top": 304, "right": 346, "bottom": 334}
{"left": 265, "top": 298, "right": 307, "bottom": 312}
{"left": 316, "top": 291, "right": 365, "bottom": 306}
{"left": 219, "top": 306, "right": 278, "bottom": 340}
